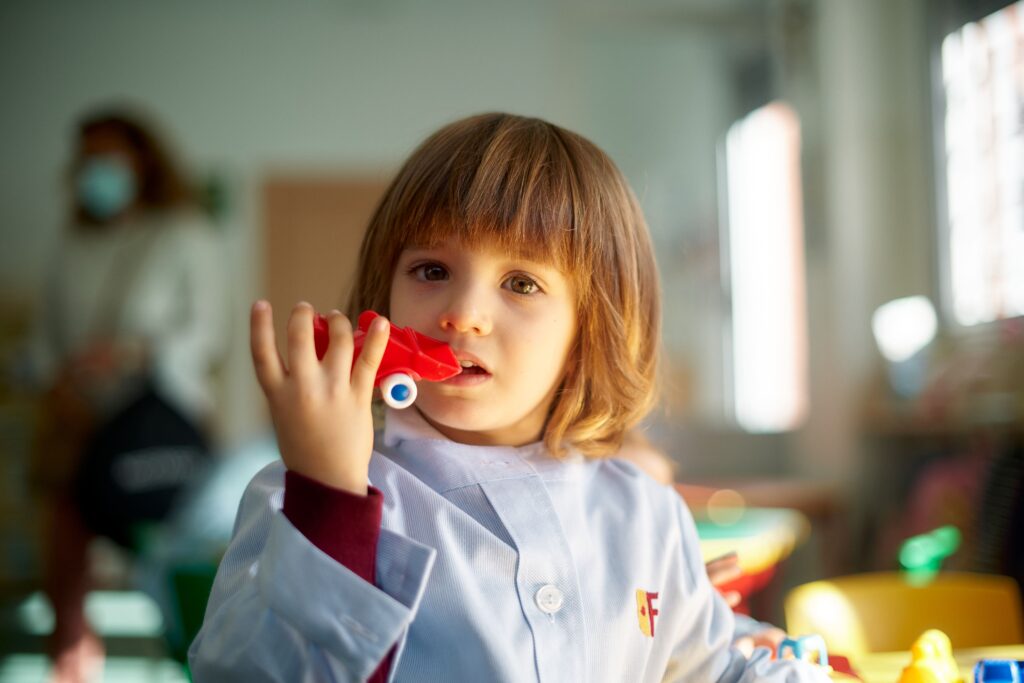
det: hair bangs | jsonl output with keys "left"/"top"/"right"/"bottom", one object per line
{"left": 390, "top": 117, "right": 586, "bottom": 278}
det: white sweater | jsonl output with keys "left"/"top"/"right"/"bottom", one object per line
{"left": 26, "top": 211, "right": 229, "bottom": 421}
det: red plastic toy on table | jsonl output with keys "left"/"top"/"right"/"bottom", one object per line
{"left": 312, "top": 310, "right": 461, "bottom": 409}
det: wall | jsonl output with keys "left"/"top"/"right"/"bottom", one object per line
{"left": 0, "top": 0, "right": 741, "bottom": 451}
{"left": 0, "top": 0, "right": 947, "bottom": 512}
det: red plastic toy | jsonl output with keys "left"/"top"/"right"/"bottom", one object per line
{"left": 312, "top": 310, "right": 460, "bottom": 409}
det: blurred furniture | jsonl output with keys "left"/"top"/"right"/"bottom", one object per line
{"left": 151, "top": 434, "right": 280, "bottom": 669}
{"left": 686, "top": 494, "right": 810, "bottom": 615}
{"left": 694, "top": 506, "right": 810, "bottom": 577}
{"left": 858, "top": 315, "right": 1024, "bottom": 575}
{"left": 680, "top": 478, "right": 846, "bottom": 575}
{"left": 784, "top": 571, "right": 1024, "bottom": 656}
{"left": 165, "top": 562, "right": 218, "bottom": 669}
{"left": 0, "top": 296, "right": 44, "bottom": 595}
{"left": 262, "top": 174, "right": 388, "bottom": 344}
{"left": 680, "top": 478, "right": 844, "bottom": 622}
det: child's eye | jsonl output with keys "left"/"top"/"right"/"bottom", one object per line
{"left": 410, "top": 263, "right": 449, "bottom": 281}
{"left": 505, "top": 274, "right": 540, "bottom": 295}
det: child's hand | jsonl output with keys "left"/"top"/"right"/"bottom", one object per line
{"left": 706, "top": 552, "right": 743, "bottom": 608}
{"left": 250, "top": 300, "right": 390, "bottom": 495}
{"left": 706, "top": 551, "right": 788, "bottom": 658}
{"left": 733, "top": 627, "right": 788, "bottom": 659}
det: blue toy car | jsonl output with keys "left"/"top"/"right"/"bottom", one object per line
{"left": 974, "top": 660, "right": 1023, "bottom": 683}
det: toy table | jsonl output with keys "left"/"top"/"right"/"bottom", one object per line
{"left": 851, "top": 644, "right": 1024, "bottom": 682}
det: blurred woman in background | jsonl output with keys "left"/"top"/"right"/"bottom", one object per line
{"left": 25, "top": 105, "right": 227, "bottom": 683}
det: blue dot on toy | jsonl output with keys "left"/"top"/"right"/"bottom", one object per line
{"left": 391, "top": 384, "right": 411, "bottom": 402}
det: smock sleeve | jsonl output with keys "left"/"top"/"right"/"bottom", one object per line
{"left": 662, "top": 498, "right": 830, "bottom": 683}
{"left": 188, "top": 462, "right": 436, "bottom": 683}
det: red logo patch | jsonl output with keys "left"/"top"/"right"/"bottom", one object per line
{"left": 635, "top": 590, "right": 659, "bottom": 637}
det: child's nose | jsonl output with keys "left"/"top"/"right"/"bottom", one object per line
{"left": 439, "top": 291, "right": 493, "bottom": 336}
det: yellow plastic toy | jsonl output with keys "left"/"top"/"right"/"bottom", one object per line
{"left": 896, "top": 630, "right": 962, "bottom": 683}
{"left": 784, "top": 572, "right": 1024, "bottom": 655}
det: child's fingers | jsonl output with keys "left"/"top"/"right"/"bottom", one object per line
{"left": 733, "top": 636, "right": 755, "bottom": 659}
{"left": 750, "top": 627, "right": 787, "bottom": 650}
{"left": 707, "top": 562, "right": 743, "bottom": 586}
{"left": 706, "top": 552, "right": 742, "bottom": 586}
{"left": 250, "top": 300, "right": 285, "bottom": 390}
{"left": 351, "top": 315, "right": 390, "bottom": 398}
{"left": 321, "top": 310, "right": 355, "bottom": 379}
{"left": 706, "top": 551, "right": 738, "bottom": 569}
{"left": 286, "top": 302, "right": 317, "bottom": 381}
{"left": 720, "top": 590, "right": 742, "bottom": 608}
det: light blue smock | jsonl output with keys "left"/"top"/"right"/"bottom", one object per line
{"left": 189, "top": 408, "right": 828, "bottom": 682}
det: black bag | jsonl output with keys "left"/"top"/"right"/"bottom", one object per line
{"left": 72, "top": 382, "right": 210, "bottom": 549}
{"left": 59, "top": 225, "right": 214, "bottom": 549}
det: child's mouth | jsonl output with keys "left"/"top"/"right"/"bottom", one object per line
{"left": 443, "top": 361, "right": 492, "bottom": 386}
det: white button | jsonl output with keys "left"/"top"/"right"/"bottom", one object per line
{"left": 535, "top": 585, "right": 564, "bottom": 614}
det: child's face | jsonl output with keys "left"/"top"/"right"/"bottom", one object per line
{"left": 389, "top": 239, "right": 577, "bottom": 447}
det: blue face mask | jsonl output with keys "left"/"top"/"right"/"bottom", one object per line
{"left": 76, "top": 156, "right": 137, "bottom": 221}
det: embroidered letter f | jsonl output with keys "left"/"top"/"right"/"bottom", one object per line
{"left": 635, "top": 590, "right": 660, "bottom": 637}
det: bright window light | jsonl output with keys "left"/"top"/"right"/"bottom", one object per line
{"left": 724, "top": 102, "right": 808, "bottom": 433}
{"left": 941, "top": 1, "right": 1024, "bottom": 326}
{"left": 871, "top": 296, "right": 938, "bottom": 363}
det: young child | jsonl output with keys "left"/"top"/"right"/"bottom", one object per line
{"left": 190, "top": 113, "right": 825, "bottom": 682}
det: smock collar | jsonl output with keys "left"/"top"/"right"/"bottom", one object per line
{"left": 379, "top": 407, "right": 584, "bottom": 493}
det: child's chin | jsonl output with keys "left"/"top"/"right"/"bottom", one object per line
{"left": 414, "top": 394, "right": 495, "bottom": 433}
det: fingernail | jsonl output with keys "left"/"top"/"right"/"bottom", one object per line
{"left": 373, "top": 317, "right": 389, "bottom": 333}
{"left": 253, "top": 300, "right": 268, "bottom": 312}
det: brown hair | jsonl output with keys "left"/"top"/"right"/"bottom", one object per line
{"left": 349, "top": 113, "right": 661, "bottom": 457}
{"left": 71, "top": 105, "right": 196, "bottom": 226}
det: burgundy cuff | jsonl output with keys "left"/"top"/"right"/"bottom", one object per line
{"left": 282, "top": 470, "right": 383, "bottom": 584}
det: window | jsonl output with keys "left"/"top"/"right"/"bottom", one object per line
{"left": 939, "top": 1, "right": 1024, "bottom": 326}
{"left": 723, "top": 102, "right": 808, "bottom": 432}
